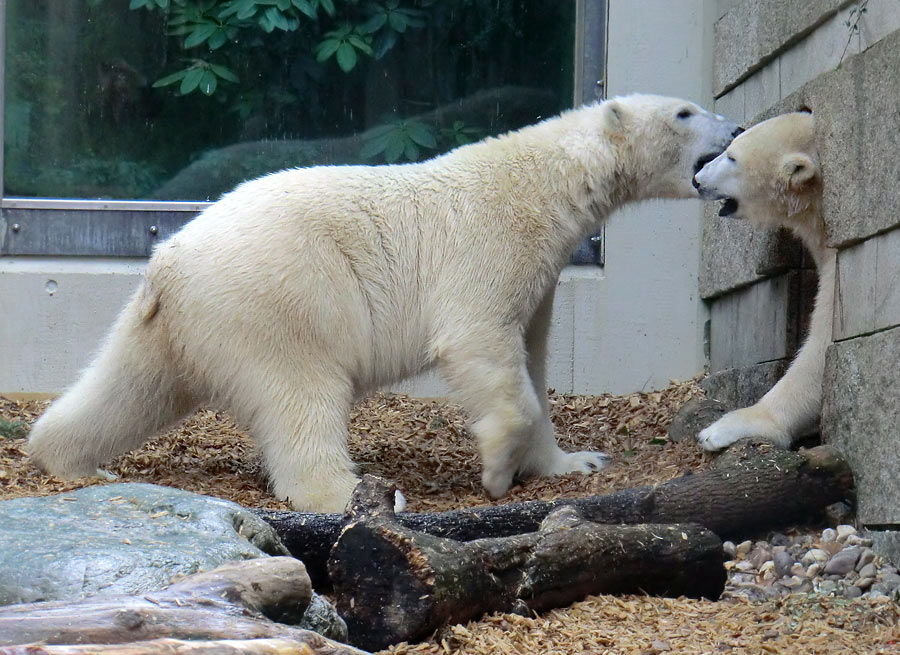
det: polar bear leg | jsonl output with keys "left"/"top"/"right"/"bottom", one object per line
{"left": 698, "top": 249, "right": 835, "bottom": 452}
{"left": 246, "top": 368, "right": 359, "bottom": 513}
{"left": 518, "top": 287, "right": 610, "bottom": 477}
{"left": 439, "top": 329, "right": 544, "bottom": 498}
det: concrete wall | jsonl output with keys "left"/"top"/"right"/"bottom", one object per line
{"left": 702, "top": 0, "right": 900, "bottom": 559}
{"left": 1, "top": 1, "right": 718, "bottom": 398}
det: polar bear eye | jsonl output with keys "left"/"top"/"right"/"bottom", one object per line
{"left": 676, "top": 109, "right": 694, "bottom": 120}
{"left": 727, "top": 153, "right": 736, "bottom": 162}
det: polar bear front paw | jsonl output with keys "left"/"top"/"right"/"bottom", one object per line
{"left": 548, "top": 450, "right": 611, "bottom": 475}
{"left": 697, "top": 405, "right": 790, "bottom": 451}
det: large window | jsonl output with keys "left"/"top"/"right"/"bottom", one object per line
{"left": 1, "top": 0, "right": 604, "bottom": 256}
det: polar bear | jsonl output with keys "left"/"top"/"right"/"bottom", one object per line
{"left": 693, "top": 111, "right": 833, "bottom": 451}
{"left": 28, "top": 95, "right": 740, "bottom": 512}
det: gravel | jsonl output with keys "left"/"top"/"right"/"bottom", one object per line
{"left": 722, "top": 525, "right": 900, "bottom": 604}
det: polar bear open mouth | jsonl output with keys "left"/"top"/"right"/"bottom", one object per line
{"left": 718, "top": 197, "right": 739, "bottom": 217}
{"left": 693, "top": 152, "right": 721, "bottom": 175}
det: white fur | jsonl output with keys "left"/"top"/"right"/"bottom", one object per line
{"left": 28, "top": 95, "right": 738, "bottom": 512}
{"left": 694, "top": 112, "right": 833, "bottom": 451}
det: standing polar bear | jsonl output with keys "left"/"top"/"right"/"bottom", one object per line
{"left": 693, "top": 111, "right": 833, "bottom": 451}
{"left": 29, "top": 95, "right": 739, "bottom": 512}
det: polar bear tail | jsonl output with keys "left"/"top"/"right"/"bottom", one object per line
{"left": 28, "top": 280, "right": 194, "bottom": 478}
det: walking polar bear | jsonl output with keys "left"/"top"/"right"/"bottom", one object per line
{"left": 693, "top": 111, "right": 832, "bottom": 450}
{"left": 29, "top": 95, "right": 739, "bottom": 512}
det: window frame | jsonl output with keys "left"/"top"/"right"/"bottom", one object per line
{"left": 0, "top": 1, "right": 606, "bottom": 261}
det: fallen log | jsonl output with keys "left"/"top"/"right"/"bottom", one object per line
{"left": 0, "top": 638, "right": 354, "bottom": 655}
{"left": 0, "top": 558, "right": 367, "bottom": 655}
{"left": 328, "top": 476, "right": 726, "bottom": 651}
{"left": 257, "top": 443, "right": 854, "bottom": 587}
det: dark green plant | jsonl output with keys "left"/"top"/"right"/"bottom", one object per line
{"left": 840, "top": 0, "right": 869, "bottom": 65}
{"left": 0, "top": 419, "right": 28, "bottom": 440}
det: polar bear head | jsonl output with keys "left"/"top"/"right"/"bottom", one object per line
{"left": 692, "top": 111, "right": 820, "bottom": 228}
{"left": 595, "top": 94, "right": 742, "bottom": 200}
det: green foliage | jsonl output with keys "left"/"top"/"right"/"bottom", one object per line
{"left": 135, "top": 0, "right": 405, "bottom": 86}
{"left": 153, "top": 60, "right": 239, "bottom": 95}
{"left": 361, "top": 0, "right": 426, "bottom": 59}
{"left": 0, "top": 419, "right": 28, "bottom": 440}
{"left": 315, "top": 23, "right": 374, "bottom": 72}
{"left": 360, "top": 118, "right": 436, "bottom": 162}
{"left": 4, "top": 0, "right": 574, "bottom": 199}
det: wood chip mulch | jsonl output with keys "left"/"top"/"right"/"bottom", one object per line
{"left": 1, "top": 378, "right": 898, "bottom": 654}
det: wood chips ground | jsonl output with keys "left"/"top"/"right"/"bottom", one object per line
{"left": 1, "top": 379, "right": 898, "bottom": 654}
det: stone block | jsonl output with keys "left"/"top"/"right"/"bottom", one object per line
{"left": 779, "top": 8, "right": 859, "bottom": 100}
{"left": 833, "top": 227, "right": 900, "bottom": 341}
{"left": 713, "top": 0, "right": 844, "bottom": 95}
{"left": 708, "top": 271, "right": 808, "bottom": 371}
{"left": 714, "top": 85, "right": 745, "bottom": 124}
{"left": 833, "top": 237, "right": 877, "bottom": 341}
{"left": 709, "top": 26, "right": 900, "bottom": 293}
{"left": 699, "top": 205, "right": 804, "bottom": 300}
{"left": 858, "top": 0, "right": 900, "bottom": 52}
{"left": 743, "top": 58, "right": 781, "bottom": 122}
{"left": 770, "top": 27, "right": 900, "bottom": 247}
{"left": 822, "top": 326, "right": 900, "bottom": 524}
{"left": 701, "top": 359, "right": 789, "bottom": 408}
{"left": 867, "top": 530, "right": 900, "bottom": 568}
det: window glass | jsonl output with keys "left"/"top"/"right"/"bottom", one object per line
{"left": 4, "top": 0, "right": 575, "bottom": 201}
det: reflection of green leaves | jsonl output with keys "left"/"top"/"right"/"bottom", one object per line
{"left": 315, "top": 24, "right": 373, "bottom": 72}
{"left": 218, "top": 0, "right": 334, "bottom": 26}
{"left": 361, "top": 119, "right": 437, "bottom": 163}
{"left": 362, "top": 1, "right": 427, "bottom": 59}
{"left": 153, "top": 60, "right": 238, "bottom": 95}
{"left": 440, "top": 120, "right": 484, "bottom": 147}
{"left": 129, "top": 0, "right": 169, "bottom": 9}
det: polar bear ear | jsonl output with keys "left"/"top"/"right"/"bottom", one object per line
{"left": 602, "top": 99, "right": 627, "bottom": 132}
{"left": 780, "top": 153, "right": 816, "bottom": 188}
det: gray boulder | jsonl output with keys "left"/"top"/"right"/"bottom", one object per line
{"left": 0, "top": 483, "right": 349, "bottom": 641}
{"left": 0, "top": 482, "right": 288, "bottom": 606}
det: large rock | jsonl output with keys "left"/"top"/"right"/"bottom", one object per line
{"left": 701, "top": 359, "right": 789, "bottom": 409}
{"left": 0, "top": 483, "right": 287, "bottom": 606}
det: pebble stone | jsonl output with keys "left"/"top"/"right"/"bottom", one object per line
{"left": 721, "top": 527, "right": 900, "bottom": 603}
{"left": 722, "top": 540, "right": 736, "bottom": 560}
{"left": 773, "top": 551, "right": 795, "bottom": 578}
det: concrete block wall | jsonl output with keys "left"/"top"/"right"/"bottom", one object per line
{"left": 704, "top": 0, "right": 900, "bottom": 561}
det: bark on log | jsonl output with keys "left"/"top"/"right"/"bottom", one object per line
{"left": 327, "top": 476, "right": 726, "bottom": 652}
{"left": 0, "top": 558, "right": 367, "bottom": 655}
{"left": 0, "top": 638, "right": 352, "bottom": 655}
{"left": 257, "top": 443, "right": 854, "bottom": 587}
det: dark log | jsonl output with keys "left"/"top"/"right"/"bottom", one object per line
{"left": 0, "top": 557, "right": 367, "bottom": 655}
{"left": 327, "top": 476, "right": 725, "bottom": 652}
{"left": 256, "top": 443, "right": 854, "bottom": 587}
